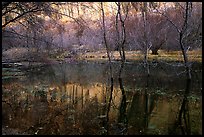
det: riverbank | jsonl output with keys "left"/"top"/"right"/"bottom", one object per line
{"left": 2, "top": 48, "right": 202, "bottom": 65}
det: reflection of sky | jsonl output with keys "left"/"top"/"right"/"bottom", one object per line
{"left": 2, "top": 79, "right": 202, "bottom": 135}
{"left": 2, "top": 61, "right": 202, "bottom": 135}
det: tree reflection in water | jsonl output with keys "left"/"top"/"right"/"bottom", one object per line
{"left": 2, "top": 62, "right": 202, "bottom": 135}
{"left": 126, "top": 75, "right": 158, "bottom": 135}
{"left": 169, "top": 79, "right": 191, "bottom": 135}
{"left": 117, "top": 61, "right": 128, "bottom": 135}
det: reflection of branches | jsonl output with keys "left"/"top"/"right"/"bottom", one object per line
{"left": 118, "top": 77, "right": 128, "bottom": 134}
{"left": 22, "top": 105, "right": 69, "bottom": 134}
{"left": 179, "top": 79, "right": 191, "bottom": 135}
{"left": 177, "top": 96, "right": 191, "bottom": 135}
{"left": 2, "top": 2, "right": 12, "bottom": 10}
{"left": 127, "top": 90, "right": 157, "bottom": 134}
{"left": 2, "top": 100, "right": 17, "bottom": 116}
{"left": 170, "top": 79, "right": 191, "bottom": 135}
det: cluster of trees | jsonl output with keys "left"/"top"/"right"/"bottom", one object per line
{"left": 2, "top": 2, "right": 202, "bottom": 135}
{"left": 2, "top": 2, "right": 202, "bottom": 54}
{"left": 2, "top": 2, "right": 202, "bottom": 90}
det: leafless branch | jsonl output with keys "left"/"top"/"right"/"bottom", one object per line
{"left": 150, "top": 3, "right": 181, "bottom": 33}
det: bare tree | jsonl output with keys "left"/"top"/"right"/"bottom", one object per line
{"left": 73, "top": 17, "right": 86, "bottom": 46}
{"left": 115, "top": 2, "right": 129, "bottom": 62}
{"left": 148, "top": 14, "right": 167, "bottom": 55}
{"left": 2, "top": 2, "right": 54, "bottom": 29}
{"left": 115, "top": 2, "right": 129, "bottom": 134}
{"left": 151, "top": 3, "right": 202, "bottom": 134}
{"left": 100, "top": 2, "right": 113, "bottom": 135}
{"left": 131, "top": 2, "right": 157, "bottom": 76}
{"left": 152, "top": 2, "right": 197, "bottom": 80}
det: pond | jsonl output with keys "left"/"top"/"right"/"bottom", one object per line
{"left": 2, "top": 61, "right": 202, "bottom": 135}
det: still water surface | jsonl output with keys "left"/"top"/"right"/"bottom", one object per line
{"left": 2, "top": 61, "right": 202, "bottom": 135}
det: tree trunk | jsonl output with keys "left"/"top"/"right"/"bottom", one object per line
{"left": 151, "top": 48, "right": 159, "bottom": 55}
{"left": 101, "top": 3, "right": 113, "bottom": 135}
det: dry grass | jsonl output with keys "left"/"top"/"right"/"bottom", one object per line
{"left": 2, "top": 48, "right": 202, "bottom": 63}
{"left": 79, "top": 49, "right": 202, "bottom": 63}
